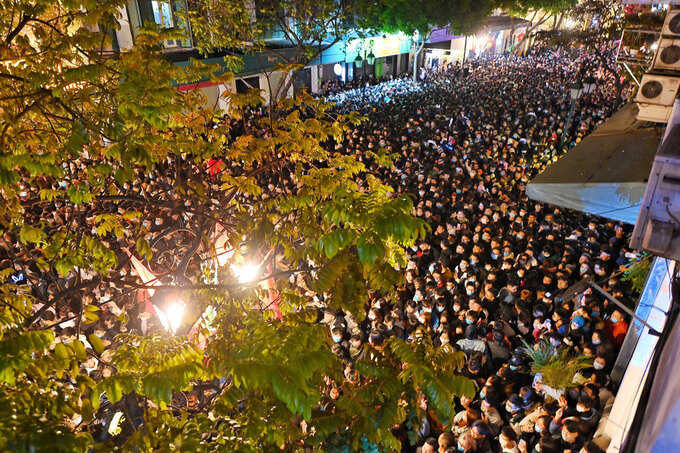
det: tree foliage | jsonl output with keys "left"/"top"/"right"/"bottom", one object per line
{"left": 0, "top": 0, "right": 473, "bottom": 451}
{"left": 358, "top": 0, "right": 493, "bottom": 37}
{"left": 357, "top": 0, "right": 494, "bottom": 80}
{"left": 187, "top": 0, "right": 359, "bottom": 103}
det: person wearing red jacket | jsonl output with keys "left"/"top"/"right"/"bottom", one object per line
{"left": 605, "top": 310, "right": 628, "bottom": 347}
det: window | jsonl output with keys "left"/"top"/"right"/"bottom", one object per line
{"left": 151, "top": 1, "right": 174, "bottom": 29}
{"left": 127, "top": 0, "right": 192, "bottom": 48}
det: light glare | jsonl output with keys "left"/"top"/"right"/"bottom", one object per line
{"left": 233, "top": 263, "right": 260, "bottom": 284}
{"left": 156, "top": 299, "right": 186, "bottom": 333}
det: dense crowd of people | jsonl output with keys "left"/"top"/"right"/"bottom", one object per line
{"left": 316, "top": 50, "right": 638, "bottom": 453}
{"left": 0, "top": 45, "right": 641, "bottom": 451}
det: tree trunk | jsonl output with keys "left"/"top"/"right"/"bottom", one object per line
{"left": 517, "top": 11, "right": 550, "bottom": 55}
{"left": 507, "top": 16, "right": 515, "bottom": 53}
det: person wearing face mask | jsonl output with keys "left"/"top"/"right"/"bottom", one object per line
{"left": 575, "top": 395, "right": 599, "bottom": 432}
{"left": 456, "top": 259, "right": 472, "bottom": 283}
{"left": 591, "top": 355, "right": 608, "bottom": 374}
{"left": 455, "top": 431, "right": 477, "bottom": 453}
{"left": 519, "top": 436, "right": 560, "bottom": 453}
{"left": 452, "top": 299, "right": 465, "bottom": 315}
{"left": 417, "top": 243, "right": 439, "bottom": 274}
{"left": 588, "top": 372, "right": 615, "bottom": 409}
{"left": 469, "top": 420, "right": 492, "bottom": 453}
{"left": 330, "top": 326, "right": 348, "bottom": 349}
{"left": 604, "top": 310, "right": 628, "bottom": 347}
{"left": 589, "top": 329, "right": 613, "bottom": 358}
{"left": 420, "top": 299, "right": 441, "bottom": 330}
{"left": 503, "top": 395, "right": 525, "bottom": 428}
{"left": 559, "top": 420, "right": 584, "bottom": 452}
{"left": 465, "top": 281, "right": 478, "bottom": 298}
{"left": 519, "top": 386, "right": 540, "bottom": 414}
{"left": 434, "top": 286, "right": 450, "bottom": 307}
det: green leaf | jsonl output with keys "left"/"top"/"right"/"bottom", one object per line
{"left": 83, "top": 311, "right": 99, "bottom": 325}
{"left": 54, "top": 343, "right": 69, "bottom": 361}
{"left": 137, "top": 237, "right": 153, "bottom": 261}
{"left": 19, "top": 225, "right": 46, "bottom": 245}
{"left": 88, "top": 334, "right": 106, "bottom": 355}
{"left": 72, "top": 340, "right": 88, "bottom": 362}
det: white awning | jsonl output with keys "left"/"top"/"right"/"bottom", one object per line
{"left": 527, "top": 103, "right": 661, "bottom": 225}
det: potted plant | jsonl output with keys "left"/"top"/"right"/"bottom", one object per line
{"left": 521, "top": 339, "right": 592, "bottom": 400}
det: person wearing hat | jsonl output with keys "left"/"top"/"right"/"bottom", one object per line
{"left": 462, "top": 354, "right": 488, "bottom": 386}
{"left": 507, "top": 356, "right": 533, "bottom": 389}
{"left": 519, "top": 386, "right": 540, "bottom": 414}
{"left": 508, "top": 354, "right": 524, "bottom": 373}
{"left": 488, "top": 327, "right": 511, "bottom": 369}
{"left": 569, "top": 315, "right": 586, "bottom": 337}
{"left": 504, "top": 394, "right": 525, "bottom": 427}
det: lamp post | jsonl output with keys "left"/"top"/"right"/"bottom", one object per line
{"left": 354, "top": 39, "right": 376, "bottom": 93}
{"left": 558, "top": 77, "right": 596, "bottom": 150}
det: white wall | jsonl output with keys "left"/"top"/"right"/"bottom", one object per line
{"left": 603, "top": 258, "right": 676, "bottom": 452}
{"left": 115, "top": 5, "right": 135, "bottom": 50}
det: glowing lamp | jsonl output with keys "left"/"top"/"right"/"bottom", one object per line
{"left": 233, "top": 263, "right": 260, "bottom": 284}
{"left": 156, "top": 299, "right": 186, "bottom": 334}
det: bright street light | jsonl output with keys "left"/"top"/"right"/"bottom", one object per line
{"left": 233, "top": 263, "right": 260, "bottom": 284}
{"left": 156, "top": 299, "right": 186, "bottom": 333}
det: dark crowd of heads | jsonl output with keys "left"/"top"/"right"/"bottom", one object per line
{"left": 317, "top": 49, "right": 636, "bottom": 453}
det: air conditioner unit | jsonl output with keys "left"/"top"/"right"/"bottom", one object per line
{"left": 631, "top": 125, "right": 680, "bottom": 259}
{"left": 653, "top": 38, "right": 680, "bottom": 70}
{"left": 635, "top": 73, "right": 680, "bottom": 122}
{"left": 662, "top": 10, "right": 680, "bottom": 38}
